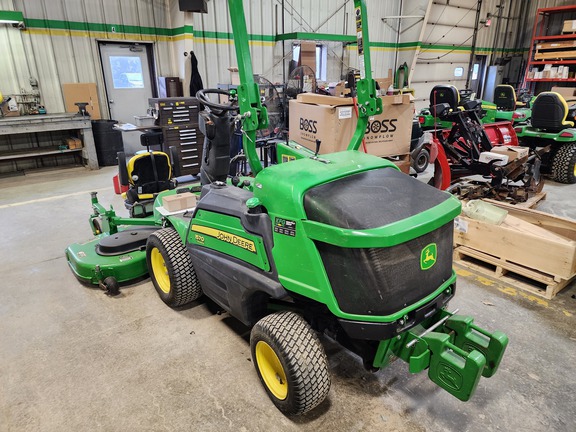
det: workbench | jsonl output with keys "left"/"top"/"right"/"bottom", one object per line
{"left": 0, "top": 113, "right": 99, "bottom": 173}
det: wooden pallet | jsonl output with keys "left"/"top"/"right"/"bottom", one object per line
{"left": 484, "top": 191, "right": 546, "bottom": 210}
{"left": 454, "top": 246, "right": 575, "bottom": 300}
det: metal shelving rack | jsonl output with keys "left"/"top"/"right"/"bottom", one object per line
{"left": 523, "top": 5, "right": 576, "bottom": 93}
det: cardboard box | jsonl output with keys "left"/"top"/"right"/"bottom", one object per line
{"left": 374, "top": 69, "right": 394, "bottom": 94}
{"left": 1, "top": 100, "right": 19, "bottom": 116}
{"left": 289, "top": 94, "right": 412, "bottom": 157}
{"left": 328, "top": 81, "right": 350, "bottom": 97}
{"left": 228, "top": 67, "right": 240, "bottom": 85}
{"left": 562, "top": 19, "right": 576, "bottom": 33}
{"left": 299, "top": 41, "right": 316, "bottom": 73}
{"left": 62, "top": 83, "right": 101, "bottom": 119}
{"left": 64, "top": 137, "right": 82, "bottom": 149}
{"left": 551, "top": 86, "right": 576, "bottom": 102}
{"left": 162, "top": 192, "right": 197, "bottom": 212}
{"left": 491, "top": 145, "right": 530, "bottom": 162}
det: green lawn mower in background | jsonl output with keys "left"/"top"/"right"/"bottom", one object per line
{"left": 515, "top": 91, "right": 576, "bottom": 184}
{"left": 67, "top": 0, "right": 508, "bottom": 415}
{"left": 417, "top": 84, "right": 532, "bottom": 131}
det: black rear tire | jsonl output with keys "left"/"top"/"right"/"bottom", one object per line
{"left": 551, "top": 143, "right": 576, "bottom": 184}
{"left": 146, "top": 228, "right": 202, "bottom": 307}
{"left": 250, "top": 311, "right": 330, "bottom": 415}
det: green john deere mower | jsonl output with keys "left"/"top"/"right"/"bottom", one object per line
{"left": 66, "top": 0, "right": 507, "bottom": 415}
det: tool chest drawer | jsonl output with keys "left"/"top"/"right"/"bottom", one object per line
{"left": 149, "top": 97, "right": 201, "bottom": 126}
{"left": 163, "top": 128, "right": 205, "bottom": 176}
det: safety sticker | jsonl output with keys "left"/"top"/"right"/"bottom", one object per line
{"left": 281, "top": 155, "right": 296, "bottom": 163}
{"left": 338, "top": 107, "right": 353, "bottom": 119}
{"left": 274, "top": 218, "right": 296, "bottom": 237}
{"left": 191, "top": 225, "right": 256, "bottom": 253}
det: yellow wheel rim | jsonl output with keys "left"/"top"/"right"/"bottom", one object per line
{"left": 151, "top": 247, "right": 170, "bottom": 294}
{"left": 255, "top": 341, "right": 288, "bottom": 400}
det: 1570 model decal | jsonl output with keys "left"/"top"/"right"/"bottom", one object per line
{"left": 191, "top": 225, "right": 257, "bottom": 253}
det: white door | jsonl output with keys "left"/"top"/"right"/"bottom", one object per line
{"left": 99, "top": 42, "right": 154, "bottom": 155}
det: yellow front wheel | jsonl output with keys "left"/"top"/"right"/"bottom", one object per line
{"left": 250, "top": 311, "right": 330, "bottom": 415}
{"left": 150, "top": 247, "right": 170, "bottom": 294}
{"left": 146, "top": 228, "right": 202, "bottom": 307}
{"left": 255, "top": 341, "right": 288, "bottom": 400}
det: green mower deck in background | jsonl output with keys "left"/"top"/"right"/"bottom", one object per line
{"left": 66, "top": 0, "right": 508, "bottom": 415}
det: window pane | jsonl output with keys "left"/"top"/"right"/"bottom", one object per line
{"left": 454, "top": 67, "right": 464, "bottom": 77}
{"left": 110, "top": 56, "right": 144, "bottom": 89}
{"left": 472, "top": 64, "right": 479, "bottom": 80}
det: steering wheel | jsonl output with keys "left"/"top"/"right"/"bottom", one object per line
{"left": 195, "top": 89, "right": 238, "bottom": 113}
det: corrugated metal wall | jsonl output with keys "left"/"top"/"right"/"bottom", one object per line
{"left": 1, "top": 0, "right": 573, "bottom": 117}
{"left": 0, "top": 0, "right": 180, "bottom": 116}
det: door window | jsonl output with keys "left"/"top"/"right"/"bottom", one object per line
{"left": 109, "top": 56, "right": 145, "bottom": 89}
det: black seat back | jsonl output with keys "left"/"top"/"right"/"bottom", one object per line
{"left": 494, "top": 85, "right": 516, "bottom": 111}
{"left": 531, "top": 92, "right": 569, "bottom": 131}
{"left": 430, "top": 85, "right": 459, "bottom": 111}
{"left": 140, "top": 130, "right": 164, "bottom": 150}
{"left": 129, "top": 151, "right": 171, "bottom": 194}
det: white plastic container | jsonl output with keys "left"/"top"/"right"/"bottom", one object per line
{"left": 463, "top": 200, "right": 508, "bottom": 225}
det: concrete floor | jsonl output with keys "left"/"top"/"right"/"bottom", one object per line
{"left": 1, "top": 166, "right": 575, "bottom": 432}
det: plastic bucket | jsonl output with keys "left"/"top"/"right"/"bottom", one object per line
{"left": 463, "top": 200, "right": 508, "bottom": 225}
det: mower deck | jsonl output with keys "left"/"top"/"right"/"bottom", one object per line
{"left": 65, "top": 226, "right": 159, "bottom": 285}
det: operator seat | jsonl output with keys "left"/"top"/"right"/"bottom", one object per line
{"left": 117, "top": 131, "right": 179, "bottom": 217}
{"left": 531, "top": 92, "right": 575, "bottom": 132}
{"left": 493, "top": 85, "right": 517, "bottom": 111}
{"left": 429, "top": 85, "right": 459, "bottom": 111}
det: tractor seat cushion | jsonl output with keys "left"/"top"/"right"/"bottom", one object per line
{"left": 430, "top": 85, "right": 460, "bottom": 111}
{"left": 494, "top": 85, "right": 516, "bottom": 111}
{"left": 531, "top": 92, "right": 575, "bottom": 131}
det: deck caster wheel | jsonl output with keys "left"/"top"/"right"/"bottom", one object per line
{"left": 100, "top": 276, "right": 120, "bottom": 296}
{"left": 91, "top": 217, "right": 103, "bottom": 235}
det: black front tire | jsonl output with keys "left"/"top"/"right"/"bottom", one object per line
{"left": 146, "top": 228, "right": 202, "bottom": 307}
{"left": 551, "top": 143, "right": 576, "bottom": 184}
{"left": 250, "top": 311, "right": 330, "bottom": 415}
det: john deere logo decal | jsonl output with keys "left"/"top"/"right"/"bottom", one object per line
{"left": 421, "top": 243, "right": 437, "bottom": 270}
